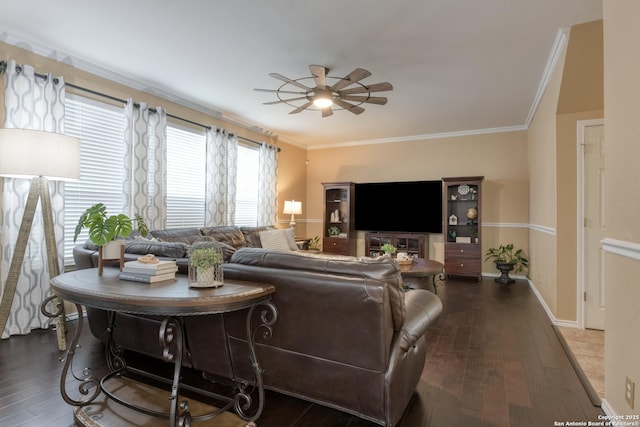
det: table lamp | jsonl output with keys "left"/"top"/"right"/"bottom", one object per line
{"left": 283, "top": 200, "right": 302, "bottom": 229}
{"left": 0, "top": 128, "right": 80, "bottom": 350}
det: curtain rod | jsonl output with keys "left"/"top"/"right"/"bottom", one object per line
{"left": 0, "top": 60, "right": 276, "bottom": 150}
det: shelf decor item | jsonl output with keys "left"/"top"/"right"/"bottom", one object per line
{"left": 328, "top": 226, "right": 340, "bottom": 236}
{"left": 484, "top": 243, "right": 529, "bottom": 284}
{"left": 74, "top": 203, "right": 149, "bottom": 275}
{"left": 466, "top": 207, "right": 478, "bottom": 220}
{"left": 188, "top": 247, "right": 224, "bottom": 288}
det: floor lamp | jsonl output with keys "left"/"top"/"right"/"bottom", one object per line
{"left": 0, "top": 129, "right": 80, "bottom": 351}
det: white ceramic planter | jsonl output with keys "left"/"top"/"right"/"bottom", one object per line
{"left": 189, "top": 264, "right": 223, "bottom": 288}
{"left": 102, "top": 239, "right": 124, "bottom": 259}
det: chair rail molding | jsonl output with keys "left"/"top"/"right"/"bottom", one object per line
{"left": 601, "top": 238, "right": 640, "bottom": 261}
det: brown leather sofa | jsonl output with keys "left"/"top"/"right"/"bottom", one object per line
{"left": 72, "top": 225, "right": 275, "bottom": 273}
{"left": 80, "top": 247, "right": 442, "bottom": 426}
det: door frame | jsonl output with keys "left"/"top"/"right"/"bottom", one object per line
{"left": 576, "top": 118, "right": 604, "bottom": 329}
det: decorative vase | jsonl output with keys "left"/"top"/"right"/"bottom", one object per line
{"left": 494, "top": 262, "right": 515, "bottom": 284}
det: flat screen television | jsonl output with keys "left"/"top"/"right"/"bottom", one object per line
{"left": 354, "top": 180, "right": 442, "bottom": 233}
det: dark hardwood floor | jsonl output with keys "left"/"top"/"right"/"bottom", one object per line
{"left": 0, "top": 277, "right": 603, "bottom": 426}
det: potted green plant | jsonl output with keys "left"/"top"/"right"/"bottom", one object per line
{"left": 484, "top": 243, "right": 529, "bottom": 284}
{"left": 189, "top": 248, "right": 224, "bottom": 288}
{"left": 380, "top": 243, "right": 397, "bottom": 256}
{"left": 308, "top": 235, "right": 321, "bottom": 251}
{"left": 73, "top": 203, "right": 149, "bottom": 261}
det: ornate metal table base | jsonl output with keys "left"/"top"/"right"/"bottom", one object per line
{"left": 43, "top": 300, "right": 277, "bottom": 426}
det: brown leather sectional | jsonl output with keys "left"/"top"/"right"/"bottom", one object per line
{"left": 75, "top": 228, "right": 442, "bottom": 426}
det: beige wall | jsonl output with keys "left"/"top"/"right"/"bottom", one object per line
{"left": 527, "top": 38, "right": 562, "bottom": 314}
{"left": 556, "top": 21, "right": 604, "bottom": 322}
{"left": 603, "top": 0, "right": 640, "bottom": 416}
{"left": 305, "top": 132, "right": 529, "bottom": 265}
{"left": 276, "top": 143, "right": 308, "bottom": 235}
{"left": 528, "top": 20, "right": 604, "bottom": 322}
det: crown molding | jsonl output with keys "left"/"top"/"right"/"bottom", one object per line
{"left": 523, "top": 27, "right": 570, "bottom": 128}
{"left": 306, "top": 125, "right": 527, "bottom": 150}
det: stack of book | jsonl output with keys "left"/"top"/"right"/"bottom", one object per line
{"left": 119, "top": 259, "right": 178, "bottom": 283}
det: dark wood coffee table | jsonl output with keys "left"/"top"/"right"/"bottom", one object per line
{"left": 398, "top": 258, "right": 445, "bottom": 294}
{"left": 46, "top": 268, "right": 276, "bottom": 427}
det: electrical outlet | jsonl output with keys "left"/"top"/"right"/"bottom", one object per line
{"left": 626, "top": 376, "right": 635, "bottom": 409}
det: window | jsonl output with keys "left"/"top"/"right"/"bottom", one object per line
{"left": 234, "top": 144, "right": 259, "bottom": 226}
{"left": 63, "top": 95, "right": 125, "bottom": 265}
{"left": 165, "top": 124, "right": 206, "bottom": 228}
{"left": 63, "top": 94, "right": 262, "bottom": 265}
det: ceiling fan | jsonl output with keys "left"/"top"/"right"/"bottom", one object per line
{"left": 255, "top": 65, "right": 393, "bottom": 118}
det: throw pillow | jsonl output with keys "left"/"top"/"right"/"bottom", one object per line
{"left": 259, "top": 229, "right": 294, "bottom": 252}
{"left": 283, "top": 227, "right": 300, "bottom": 251}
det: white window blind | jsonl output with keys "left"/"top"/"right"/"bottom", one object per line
{"left": 166, "top": 125, "right": 206, "bottom": 228}
{"left": 235, "top": 144, "right": 259, "bottom": 226}
{"left": 63, "top": 95, "right": 125, "bottom": 265}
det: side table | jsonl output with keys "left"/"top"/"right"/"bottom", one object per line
{"left": 44, "top": 268, "right": 277, "bottom": 426}
{"left": 399, "top": 258, "right": 445, "bottom": 294}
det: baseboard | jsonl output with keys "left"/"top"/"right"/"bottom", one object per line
{"left": 522, "top": 278, "right": 578, "bottom": 328}
{"left": 600, "top": 399, "right": 616, "bottom": 418}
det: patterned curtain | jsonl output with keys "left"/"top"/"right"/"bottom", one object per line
{"left": 205, "top": 127, "right": 238, "bottom": 226}
{"left": 257, "top": 143, "right": 278, "bottom": 227}
{"left": 123, "top": 99, "right": 167, "bottom": 230}
{"left": 1, "top": 59, "right": 66, "bottom": 338}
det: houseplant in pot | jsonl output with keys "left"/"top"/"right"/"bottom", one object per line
{"left": 484, "top": 243, "right": 529, "bottom": 284}
{"left": 188, "top": 247, "right": 224, "bottom": 288}
{"left": 308, "top": 235, "right": 321, "bottom": 251}
{"left": 380, "top": 243, "right": 397, "bottom": 257}
{"left": 73, "top": 203, "right": 149, "bottom": 273}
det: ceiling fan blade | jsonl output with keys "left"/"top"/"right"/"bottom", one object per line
{"left": 334, "top": 99, "right": 365, "bottom": 115}
{"left": 309, "top": 65, "right": 327, "bottom": 89}
{"left": 289, "top": 101, "right": 313, "bottom": 114}
{"left": 322, "top": 107, "right": 333, "bottom": 118}
{"left": 269, "top": 73, "right": 314, "bottom": 91}
{"left": 339, "top": 82, "right": 393, "bottom": 95}
{"left": 254, "top": 88, "right": 307, "bottom": 95}
{"left": 263, "top": 96, "right": 308, "bottom": 105}
{"left": 330, "top": 68, "right": 372, "bottom": 92}
{"left": 341, "top": 95, "right": 388, "bottom": 105}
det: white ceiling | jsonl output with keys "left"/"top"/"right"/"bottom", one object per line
{"left": 0, "top": 0, "right": 602, "bottom": 148}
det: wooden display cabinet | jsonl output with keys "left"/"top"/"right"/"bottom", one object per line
{"left": 365, "top": 232, "right": 426, "bottom": 259}
{"left": 322, "top": 182, "right": 356, "bottom": 256}
{"left": 443, "top": 176, "right": 484, "bottom": 280}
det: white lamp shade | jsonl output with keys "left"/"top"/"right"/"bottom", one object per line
{"left": 283, "top": 200, "right": 302, "bottom": 215}
{"left": 0, "top": 128, "right": 80, "bottom": 181}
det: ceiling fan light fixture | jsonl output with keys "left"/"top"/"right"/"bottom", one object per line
{"left": 256, "top": 65, "right": 392, "bottom": 116}
{"left": 312, "top": 91, "right": 333, "bottom": 109}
